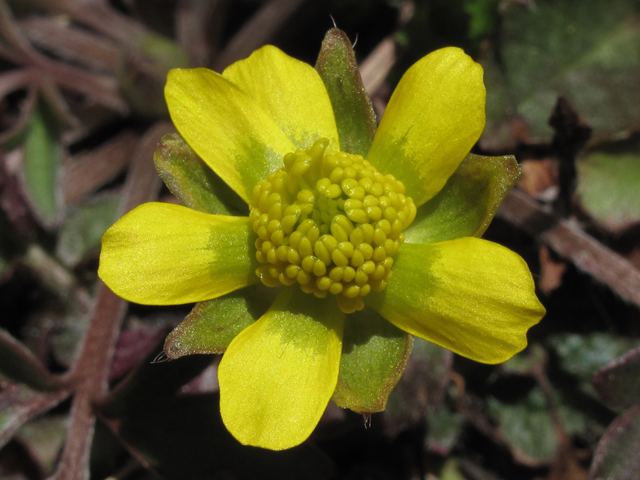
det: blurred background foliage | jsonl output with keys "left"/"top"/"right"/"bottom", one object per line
{"left": 1, "top": 0, "right": 640, "bottom": 479}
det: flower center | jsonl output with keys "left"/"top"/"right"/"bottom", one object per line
{"left": 249, "top": 139, "right": 416, "bottom": 313}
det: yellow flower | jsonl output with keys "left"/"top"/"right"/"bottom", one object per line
{"left": 99, "top": 42, "right": 545, "bottom": 451}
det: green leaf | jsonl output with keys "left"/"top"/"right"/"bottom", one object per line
{"left": 154, "top": 133, "right": 247, "bottom": 216}
{"left": 463, "top": 0, "right": 498, "bottom": 39}
{"left": 403, "top": 153, "right": 521, "bottom": 244}
{"left": 332, "top": 307, "right": 412, "bottom": 413}
{"left": 576, "top": 152, "right": 640, "bottom": 233}
{"left": 487, "top": 382, "right": 604, "bottom": 466}
{"left": 22, "top": 102, "right": 63, "bottom": 225}
{"left": 496, "top": 0, "right": 640, "bottom": 140}
{"left": 593, "top": 347, "right": 640, "bottom": 409}
{"left": 315, "top": 28, "right": 377, "bottom": 157}
{"left": 163, "top": 284, "right": 275, "bottom": 359}
{"left": 49, "top": 310, "right": 90, "bottom": 368}
{"left": 0, "top": 328, "right": 62, "bottom": 391}
{"left": 56, "top": 193, "right": 119, "bottom": 266}
{"left": 16, "top": 416, "right": 67, "bottom": 475}
{"left": 488, "top": 387, "right": 559, "bottom": 464}
{"left": 547, "top": 333, "right": 638, "bottom": 398}
{"left": 589, "top": 404, "right": 640, "bottom": 480}
{"left": 426, "top": 407, "right": 464, "bottom": 455}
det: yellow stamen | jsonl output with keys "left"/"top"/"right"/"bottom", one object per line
{"left": 249, "top": 139, "right": 416, "bottom": 313}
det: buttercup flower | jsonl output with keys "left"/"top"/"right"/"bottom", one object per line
{"left": 99, "top": 30, "right": 545, "bottom": 451}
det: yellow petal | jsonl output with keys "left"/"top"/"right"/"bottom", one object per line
{"left": 223, "top": 45, "right": 340, "bottom": 149}
{"left": 367, "top": 239, "right": 545, "bottom": 364}
{"left": 366, "top": 47, "right": 486, "bottom": 206}
{"left": 98, "top": 202, "right": 258, "bottom": 305}
{"left": 219, "top": 288, "right": 344, "bottom": 450}
{"left": 165, "top": 68, "right": 296, "bottom": 203}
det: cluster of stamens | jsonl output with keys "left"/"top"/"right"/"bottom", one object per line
{"left": 249, "top": 138, "right": 416, "bottom": 313}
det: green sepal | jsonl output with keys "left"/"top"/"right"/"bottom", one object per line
{"left": 315, "top": 28, "right": 377, "bottom": 157}
{"left": 403, "top": 153, "right": 521, "bottom": 244}
{"left": 153, "top": 133, "right": 247, "bottom": 216}
{"left": 163, "top": 284, "right": 275, "bottom": 359}
{"left": 332, "top": 307, "right": 413, "bottom": 413}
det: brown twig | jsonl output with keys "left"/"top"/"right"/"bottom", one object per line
{"left": 50, "top": 123, "right": 170, "bottom": 480}
{"left": 497, "top": 188, "right": 640, "bottom": 308}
